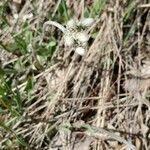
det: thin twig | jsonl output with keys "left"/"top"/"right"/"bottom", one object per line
{"left": 40, "top": 20, "right": 67, "bottom": 44}
{"left": 138, "top": 4, "right": 150, "bottom": 8}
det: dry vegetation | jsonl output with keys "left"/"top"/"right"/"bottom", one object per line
{"left": 0, "top": 0, "right": 150, "bottom": 150}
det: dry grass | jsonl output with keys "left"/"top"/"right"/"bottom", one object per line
{"left": 0, "top": 0, "right": 150, "bottom": 149}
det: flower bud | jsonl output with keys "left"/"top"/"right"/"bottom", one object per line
{"left": 75, "top": 32, "right": 89, "bottom": 43}
{"left": 66, "top": 19, "right": 76, "bottom": 29}
{"left": 81, "top": 18, "right": 94, "bottom": 27}
{"left": 64, "top": 35, "right": 74, "bottom": 46}
{"left": 75, "top": 47, "right": 85, "bottom": 56}
{"left": 23, "top": 13, "right": 33, "bottom": 22}
{"left": 13, "top": 13, "right": 19, "bottom": 19}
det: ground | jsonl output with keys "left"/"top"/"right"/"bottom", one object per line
{"left": 0, "top": 0, "right": 150, "bottom": 150}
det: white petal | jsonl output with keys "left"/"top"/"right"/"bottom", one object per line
{"left": 64, "top": 35, "right": 74, "bottom": 46}
{"left": 75, "top": 47, "right": 85, "bottom": 56}
{"left": 75, "top": 32, "right": 89, "bottom": 43}
{"left": 81, "top": 18, "right": 94, "bottom": 27}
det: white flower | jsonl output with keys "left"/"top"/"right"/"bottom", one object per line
{"left": 80, "top": 18, "right": 94, "bottom": 27}
{"left": 13, "top": 13, "right": 19, "bottom": 19}
{"left": 75, "top": 32, "right": 89, "bottom": 43}
{"left": 75, "top": 47, "right": 85, "bottom": 56}
{"left": 64, "top": 35, "right": 74, "bottom": 46}
{"left": 66, "top": 19, "right": 76, "bottom": 29}
{"left": 23, "top": 13, "right": 33, "bottom": 22}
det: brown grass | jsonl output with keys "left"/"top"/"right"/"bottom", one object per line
{"left": 0, "top": 0, "right": 150, "bottom": 149}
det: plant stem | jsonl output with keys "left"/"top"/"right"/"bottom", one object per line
{"left": 43, "top": 21, "right": 66, "bottom": 33}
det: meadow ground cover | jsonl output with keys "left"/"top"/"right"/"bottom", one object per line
{"left": 0, "top": 0, "right": 150, "bottom": 149}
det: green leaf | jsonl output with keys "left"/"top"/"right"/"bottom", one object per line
{"left": 25, "top": 30, "right": 33, "bottom": 45}
{"left": 124, "top": 22, "right": 137, "bottom": 43}
{"left": 16, "top": 135, "right": 29, "bottom": 147}
{"left": 47, "top": 41, "right": 56, "bottom": 48}
{"left": 123, "top": 1, "right": 137, "bottom": 23}
{"left": 84, "top": 8, "right": 90, "bottom": 18}
{"left": 14, "top": 36, "right": 27, "bottom": 54}
{"left": 14, "top": 89, "right": 22, "bottom": 113}
{"left": 25, "top": 78, "right": 33, "bottom": 93}
{"left": 90, "top": 0, "right": 106, "bottom": 17}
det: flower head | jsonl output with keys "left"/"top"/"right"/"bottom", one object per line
{"left": 64, "top": 34, "right": 74, "bottom": 47}
{"left": 75, "top": 47, "right": 85, "bottom": 56}
{"left": 80, "top": 18, "right": 94, "bottom": 27}
{"left": 75, "top": 32, "right": 89, "bottom": 43}
{"left": 43, "top": 17, "right": 94, "bottom": 56}
{"left": 66, "top": 19, "right": 77, "bottom": 29}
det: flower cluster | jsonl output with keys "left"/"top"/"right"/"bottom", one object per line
{"left": 43, "top": 18, "right": 94, "bottom": 56}
{"left": 64, "top": 18, "right": 94, "bottom": 56}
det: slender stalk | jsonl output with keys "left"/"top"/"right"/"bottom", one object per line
{"left": 40, "top": 21, "right": 66, "bottom": 44}
{"left": 43, "top": 21, "right": 66, "bottom": 33}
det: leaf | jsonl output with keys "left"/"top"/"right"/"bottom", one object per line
{"left": 14, "top": 89, "right": 22, "bottom": 113}
{"left": 25, "top": 30, "right": 33, "bottom": 45}
{"left": 123, "top": 1, "right": 137, "bottom": 23}
{"left": 25, "top": 78, "right": 33, "bottom": 93}
{"left": 16, "top": 135, "right": 29, "bottom": 147}
{"left": 90, "top": 0, "right": 106, "bottom": 17}
{"left": 14, "top": 36, "right": 27, "bottom": 54}
{"left": 47, "top": 41, "right": 56, "bottom": 47}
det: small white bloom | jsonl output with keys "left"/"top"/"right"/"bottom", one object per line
{"left": 13, "top": 13, "right": 19, "bottom": 19}
{"left": 80, "top": 18, "right": 94, "bottom": 27}
{"left": 23, "top": 13, "right": 33, "bottom": 21}
{"left": 64, "top": 35, "right": 74, "bottom": 46}
{"left": 75, "top": 47, "right": 85, "bottom": 56}
{"left": 75, "top": 32, "right": 89, "bottom": 43}
{"left": 66, "top": 19, "right": 76, "bottom": 29}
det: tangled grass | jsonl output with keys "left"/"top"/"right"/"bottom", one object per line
{"left": 0, "top": 0, "right": 150, "bottom": 149}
